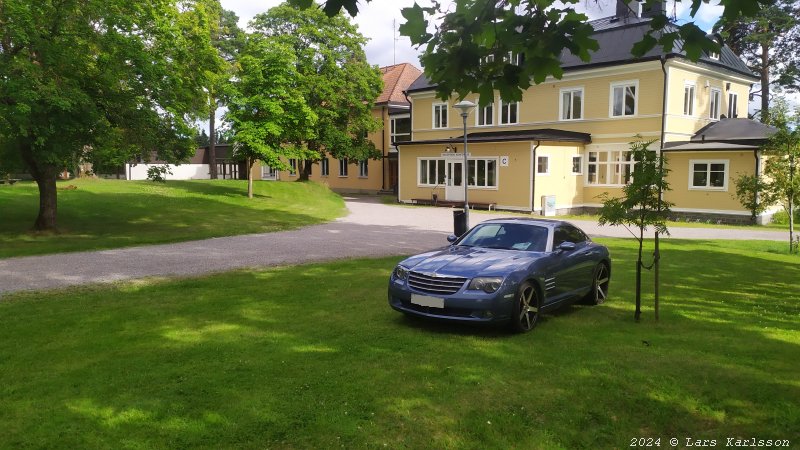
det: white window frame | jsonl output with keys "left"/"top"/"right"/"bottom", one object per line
{"left": 503, "top": 51, "right": 521, "bottom": 65}
{"left": 609, "top": 80, "right": 639, "bottom": 118}
{"left": 288, "top": 158, "right": 297, "bottom": 176}
{"left": 417, "top": 158, "right": 446, "bottom": 187}
{"left": 466, "top": 158, "right": 499, "bottom": 189}
{"left": 339, "top": 158, "right": 349, "bottom": 177}
{"left": 709, "top": 51, "right": 720, "bottom": 60}
{"left": 571, "top": 155, "right": 583, "bottom": 175}
{"left": 585, "top": 149, "right": 636, "bottom": 187}
{"left": 536, "top": 155, "right": 550, "bottom": 176}
{"left": 321, "top": 158, "right": 329, "bottom": 177}
{"left": 499, "top": 100, "right": 519, "bottom": 125}
{"left": 709, "top": 88, "right": 721, "bottom": 120}
{"left": 683, "top": 83, "right": 695, "bottom": 116}
{"left": 433, "top": 103, "right": 449, "bottom": 129}
{"left": 560, "top": 87, "right": 584, "bottom": 121}
{"left": 727, "top": 92, "right": 738, "bottom": 118}
{"left": 689, "top": 159, "right": 728, "bottom": 191}
{"left": 475, "top": 99, "right": 494, "bottom": 127}
{"left": 358, "top": 160, "right": 368, "bottom": 178}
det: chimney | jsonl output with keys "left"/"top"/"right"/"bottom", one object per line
{"left": 616, "top": 0, "right": 642, "bottom": 18}
{"left": 641, "top": 0, "right": 667, "bottom": 18}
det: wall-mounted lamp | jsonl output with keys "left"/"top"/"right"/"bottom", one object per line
{"left": 445, "top": 144, "right": 457, "bottom": 153}
{"left": 725, "top": 82, "right": 731, "bottom": 91}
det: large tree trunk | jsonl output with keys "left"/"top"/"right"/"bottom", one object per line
{"left": 760, "top": 42, "right": 770, "bottom": 123}
{"left": 246, "top": 157, "right": 254, "bottom": 199}
{"left": 790, "top": 154, "right": 795, "bottom": 253}
{"left": 21, "top": 147, "right": 60, "bottom": 231}
{"left": 209, "top": 100, "right": 218, "bottom": 179}
{"left": 298, "top": 159, "right": 312, "bottom": 181}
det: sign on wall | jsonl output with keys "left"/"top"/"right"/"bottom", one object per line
{"left": 500, "top": 156, "right": 509, "bottom": 167}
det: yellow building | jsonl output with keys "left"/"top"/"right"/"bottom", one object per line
{"left": 397, "top": 9, "right": 775, "bottom": 224}
{"left": 252, "top": 63, "right": 421, "bottom": 194}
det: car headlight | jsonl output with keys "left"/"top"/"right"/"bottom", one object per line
{"left": 467, "top": 277, "right": 504, "bottom": 293}
{"left": 393, "top": 265, "right": 409, "bottom": 281}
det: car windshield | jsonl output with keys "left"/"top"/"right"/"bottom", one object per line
{"left": 458, "top": 223, "right": 548, "bottom": 252}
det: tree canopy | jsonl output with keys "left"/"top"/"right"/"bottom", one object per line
{"left": 714, "top": 0, "right": 800, "bottom": 122}
{"left": 293, "top": 0, "right": 771, "bottom": 105}
{"left": 0, "top": 0, "right": 218, "bottom": 229}
{"left": 250, "top": 4, "right": 383, "bottom": 180}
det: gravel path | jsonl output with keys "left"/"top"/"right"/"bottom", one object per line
{"left": 0, "top": 196, "right": 786, "bottom": 296}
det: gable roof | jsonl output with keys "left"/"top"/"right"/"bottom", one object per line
{"left": 377, "top": 63, "right": 422, "bottom": 105}
{"left": 407, "top": 16, "right": 757, "bottom": 94}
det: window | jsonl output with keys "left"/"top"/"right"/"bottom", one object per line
{"left": 560, "top": 88, "right": 583, "bottom": 120}
{"left": 467, "top": 158, "right": 498, "bottom": 188}
{"left": 321, "top": 158, "right": 329, "bottom": 176}
{"left": 433, "top": 103, "right": 448, "bottom": 129}
{"left": 536, "top": 156, "right": 550, "bottom": 175}
{"left": 339, "top": 158, "right": 348, "bottom": 177}
{"left": 359, "top": 160, "right": 368, "bottom": 177}
{"left": 727, "top": 92, "right": 738, "bottom": 118}
{"left": 390, "top": 116, "right": 411, "bottom": 143}
{"left": 683, "top": 83, "right": 695, "bottom": 116}
{"left": 499, "top": 100, "right": 518, "bottom": 124}
{"left": 610, "top": 81, "right": 637, "bottom": 117}
{"left": 503, "top": 51, "right": 521, "bottom": 65}
{"left": 708, "top": 51, "right": 720, "bottom": 60}
{"left": 710, "top": 88, "right": 721, "bottom": 120}
{"left": 690, "top": 160, "right": 728, "bottom": 190}
{"left": 586, "top": 149, "right": 634, "bottom": 186}
{"left": 553, "top": 225, "right": 588, "bottom": 247}
{"left": 572, "top": 156, "right": 583, "bottom": 175}
{"left": 476, "top": 101, "right": 494, "bottom": 126}
{"left": 418, "top": 159, "right": 446, "bottom": 186}
{"left": 288, "top": 159, "right": 297, "bottom": 176}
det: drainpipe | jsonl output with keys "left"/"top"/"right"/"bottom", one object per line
{"left": 381, "top": 105, "right": 387, "bottom": 191}
{"left": 401, "top": 90, "right": 414, "bottom": 202}
{"left": 531, "top": 140, "right": 540, "bottom": 214}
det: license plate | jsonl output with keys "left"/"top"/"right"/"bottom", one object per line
{"left": 410, "top": 294, "right": 444, "bottom": 309}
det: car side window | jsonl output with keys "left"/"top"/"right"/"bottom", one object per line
{"left": 565, "top": 225, "right": 588, "bottom": 244}
{"left": 553, "top": 227, "right": 569, "bottom": 248}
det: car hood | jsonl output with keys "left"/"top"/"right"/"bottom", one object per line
{"left": 400, "top": 246, "right": 545, "bottom": 278}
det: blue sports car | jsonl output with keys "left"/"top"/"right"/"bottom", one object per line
{"left": 388, "top": 218, "right": 611, "bottom": 332}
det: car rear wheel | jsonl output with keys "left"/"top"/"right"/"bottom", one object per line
{"left": 586, "top": 263, "right": 610, "bottom": 305}
{"left": 511, "top": 282, "right": 540, "bottom": 333}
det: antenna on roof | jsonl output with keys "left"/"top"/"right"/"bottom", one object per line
{"left": 393, "top": 19, "right": 397, "bottom": 65}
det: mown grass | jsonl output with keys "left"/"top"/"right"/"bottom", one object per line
{"left": 0, "top": 239, "right": 797, "bottom": 448}
{"left": 0, "top": 179, "right": 345, "bottom": 258}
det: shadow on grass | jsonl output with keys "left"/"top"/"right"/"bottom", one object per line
{"left": 1, "top": 242, "right": 798, "bottom": 448}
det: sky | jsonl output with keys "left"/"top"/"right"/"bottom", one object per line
{"left": 219, "top": 0, "right": 726, "bottom": 69}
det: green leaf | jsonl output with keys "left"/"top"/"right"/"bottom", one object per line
{"left": 399, "top": 4, "right": 431, "bottom": 46}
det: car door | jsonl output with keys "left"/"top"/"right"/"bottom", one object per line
{"left": 550, "top": 225, "right": 592, "bottom": 300}
{"left": 561, "top": 225, "right": 596, "bottom": 297}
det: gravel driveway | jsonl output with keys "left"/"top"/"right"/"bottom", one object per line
{"left": 0, "top": 196, "right": 786, "bottom": 296}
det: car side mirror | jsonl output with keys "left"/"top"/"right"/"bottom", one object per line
{"left": 557, "top": 241, "right": 576, "bottom": 252}
{"left": 447, "top": 234, "right": 458, "bottom": 243}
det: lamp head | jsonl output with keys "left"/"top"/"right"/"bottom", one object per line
{"left": 453, "top": 100, "right": 476, "bottom": 116}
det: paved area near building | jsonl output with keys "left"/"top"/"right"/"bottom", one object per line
{"left": 0, "top": 196, "right": 786, "bottom": 296}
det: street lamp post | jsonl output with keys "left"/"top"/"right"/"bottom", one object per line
{"left": 453, "top": 100, "right": 475, "bottom": 229}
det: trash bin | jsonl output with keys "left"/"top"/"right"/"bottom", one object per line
{"left": 453, "top": 209, "right": 467, "bottom": 236}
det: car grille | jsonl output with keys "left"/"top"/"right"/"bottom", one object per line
{"left": 407, "top": 272, "right": 467, "bottom": 295}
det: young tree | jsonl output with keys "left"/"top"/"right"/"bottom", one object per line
{"left": 598, "top": 140, "right": 672, "bottom": 322}
{"left": 226, "top": 37, "right": 317, "bottom": 199}
{"left": 714, "top": 0, "right": 800, "bottom": 122}
{"left": 755, "top": 101, "right": 799, "bottom": 252}
{"left": 0, "top": 0, "right": 215, "bottom": 230}
{"left": 293, "top": 0, "right": 770, "bottom": 105}
{"left": 250, "top": 5, "right": 383, "bottom": 181}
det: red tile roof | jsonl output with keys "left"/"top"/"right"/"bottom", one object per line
{"left": 377, "top": 63, "right": 422, "bottom": 105}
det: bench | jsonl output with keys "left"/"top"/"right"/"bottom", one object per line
{"left": 0, "top": 179, "right": 21, "bottom": 185}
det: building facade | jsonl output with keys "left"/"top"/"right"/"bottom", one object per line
{"left": 397, "top": 10, "right": 770, "bottom": 223}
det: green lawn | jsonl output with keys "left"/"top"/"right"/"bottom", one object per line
{"left": 0, "top": 179, "right": 345, "bottom": 258}
{"left": 1, "top": 239, "right": 797, "bottom": 449}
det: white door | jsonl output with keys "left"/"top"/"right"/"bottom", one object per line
{"left": 445, "top": 161, "right": 464, "bottom": 202}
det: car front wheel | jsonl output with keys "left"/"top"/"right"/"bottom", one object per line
{"left": 511, "top": 281, "right": 540, "bottom": 333}
{"left": 587, "top": 263, "right": 610, "bottom": 305}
